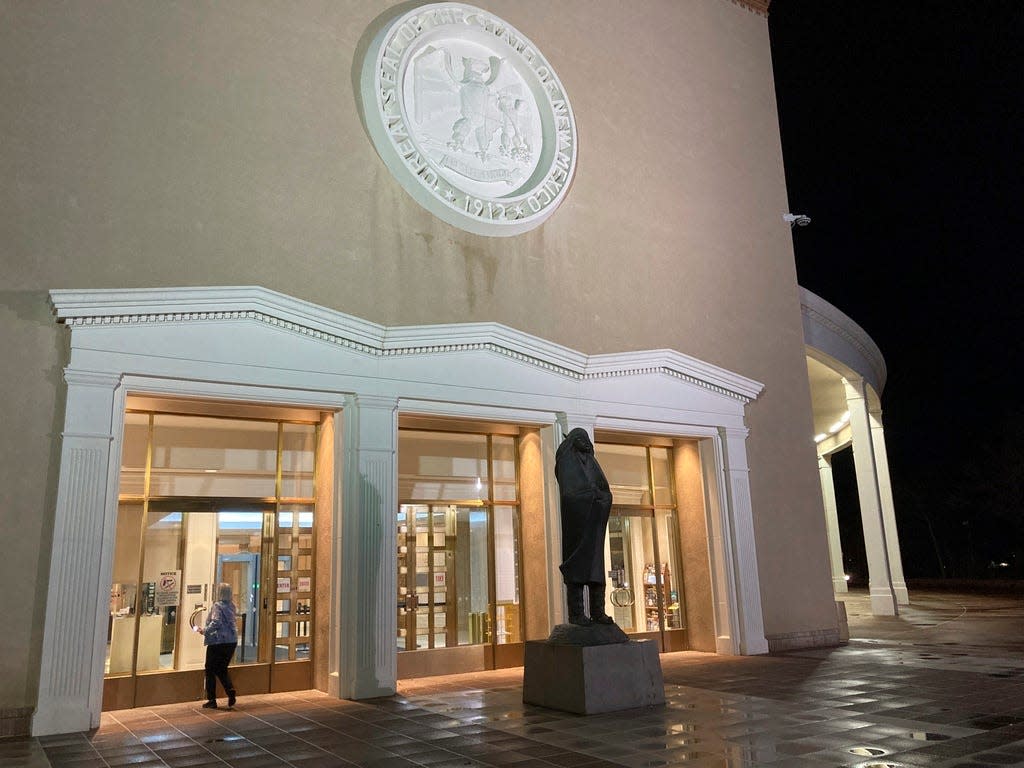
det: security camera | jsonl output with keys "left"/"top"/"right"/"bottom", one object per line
{"left": 783, "top": 213, "right": 811, "bottom": 227}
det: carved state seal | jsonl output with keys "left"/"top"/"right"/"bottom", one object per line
{"left": 360, "top": 3, "right": 578, "bottom": 236}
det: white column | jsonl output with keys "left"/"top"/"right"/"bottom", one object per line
{"left": 818, "top": 455, "right": 848, "bottom": 593}
{"left": 34, "top": 370, "right": 122, "bottom": 736}
{"left": 717, "top": 427, "right": 768, "bottom": 655}
{"left": 869, "top": 407, "right": 909, "bottom": 605}
{"left": 337, "top": 394, "right": 398, "bottom": 699}
{"left": 843, "top": 377, "right": 898, "bottom": 616}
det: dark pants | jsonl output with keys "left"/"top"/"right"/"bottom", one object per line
{"left": 204, "top": 643, "right": 236, "bottom": 701}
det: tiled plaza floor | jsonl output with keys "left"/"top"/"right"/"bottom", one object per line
{"left": 4, "top": 590, "right": 1024, "bottom": 768}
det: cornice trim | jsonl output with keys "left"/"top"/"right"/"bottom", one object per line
{"left": 50, "top": 286, "right": 764, "bottom": 403}
{"left": 729, "top": 0, "right": 770, "bottom": 17}
{"left": 799, "top": 287, "right": 887, "bottom": 393}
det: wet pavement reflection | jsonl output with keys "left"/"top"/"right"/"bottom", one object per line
{"left": 7, "top": 590, "right": 1024, "bottom": 768}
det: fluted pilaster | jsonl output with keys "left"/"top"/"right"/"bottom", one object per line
{"left": 717, "top": 427, "right": 768, "bottom": 655}
{"left": 34, "top": 370, "right": 121, "bottom": 736}
{"left": 338, "top": 394, "right": 398, "bottom": 699}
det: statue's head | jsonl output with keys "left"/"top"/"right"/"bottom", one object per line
{"left": 566, "top": 427, "right": 594, "bottom": 453}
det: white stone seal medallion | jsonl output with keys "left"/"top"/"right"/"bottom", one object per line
{"left": 360, "top": 3, "right": 578, "bottom": 236}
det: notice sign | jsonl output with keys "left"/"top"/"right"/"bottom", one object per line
{"left": 155, "top": 570, "right": 181, "bottom": 608}
{"left": 277, "top": 577, "right": 292, "bottom": 594}
{"left": 297, "top": 577, "right": 311, "bottom": 593}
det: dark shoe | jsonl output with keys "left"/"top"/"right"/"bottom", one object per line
{"left": 566, "top": 583, "right": 592, "bottom": 626}
{"left": 227, "top": 690, "right": 237, "bottom": 708}
{"left": 588, "top": 583, "right": 616, "bottom": 625}
{"left": 202, "top": 700, "right": 218, "bottom": 709}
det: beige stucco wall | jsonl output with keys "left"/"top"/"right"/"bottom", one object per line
{"left": 0, "top": 0, "right": 835, "bottom": 716}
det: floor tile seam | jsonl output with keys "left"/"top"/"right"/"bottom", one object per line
{"left": 112, "top": 707, "right": 214, "bottom": 757}
{"left": 175, "top": 708, "right": 322, "bottom": 768}
{"left": 42, "top": 733, "right": 113, "bottom": 767}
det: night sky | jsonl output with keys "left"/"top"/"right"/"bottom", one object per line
{"left": 768, "top": 2, "right": 1024, "bottom": 580}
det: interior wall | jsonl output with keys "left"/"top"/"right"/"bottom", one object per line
{"left": 517, "top": 429, "right": 550, "bottom": 641}
{"left": 313, "top": 412, "right": 335, "bottom": 693}
{"left": 673, "top": 440, "right": 716, "bottom": 652}
{"left": 1, "top": 0, "right": 834, "bottom": 719}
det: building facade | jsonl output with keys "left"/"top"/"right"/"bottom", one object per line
{"left": 0, "top": 0, "right": 902, "bottom": 738}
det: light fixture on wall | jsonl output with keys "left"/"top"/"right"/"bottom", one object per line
{"left": 783, "top": 213, "right": 812, "bottom": 227}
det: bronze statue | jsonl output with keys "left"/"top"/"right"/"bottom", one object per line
{"left": 555, "top": 428, "right": 615, "bottom": 626}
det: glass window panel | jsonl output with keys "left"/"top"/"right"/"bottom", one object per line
{"left": 276, "top": 599, "right": 291, "bottom": 614}
{"left": 280, "top": 423, "right": 315, "bottom": 498}
{"left": 275, "top": 644, "right": 290, "bottom": 661}
{"left": 277, "top": 555, "right": 292, "bottom": 571}
{"left": 216, "top": 511, "right": 263, "bottom": 666}
{"left": 119, "top": 413, "right": 150, "bottom": 496}
{"left": 278, "top": 534, "right": 292, "bottom": 550}
{"left": 295, "top": 621, "right": 310, "bottom": 639}
{"left": 276, "top": 621, "right": 289, "bottom": 639}
{"left": 106, "top": 503, "right": 144, "bottom": 676}
{"left": 297, "top": 554, "right": 312, "bottom": 570}
{"left": 658, "top": 510, "right": 686, "bottom": 630}
{"left": 457, "top": 507, "right": 490, "bottom": 644}
{"left": 136, "top": 507, "right": 184, "bottom": 673}
{"left": 279, "top": 510, "right": 293, "bottom": 530}
{"left": 398, "top": 430, "right": 489, "bottom": 500}
{"left": 602, "top": 514, "right": 659, "bottom": 634}
{"left": 297, "top": 534, "right": 312, "bottom": 549}
{"left": 650, "top": 447, "right": 674, "bottom": 506}
{"left": 149, "top": 415, "right": 278, "bottom": 497}
{"left": 493, "top": 506, "right": 519, "bottom": 605}
{"left": 491, "top": 436, "right": 516, "bottom": 480}
{"left": 295, "top": 642, "right": 310, "bottom": 661}
{"left": 595, "top": 444, "right": 650, "bottom": 505}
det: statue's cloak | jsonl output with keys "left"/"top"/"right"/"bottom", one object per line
{"left": 555, "top": 428, "right": 613, "bottom": 585}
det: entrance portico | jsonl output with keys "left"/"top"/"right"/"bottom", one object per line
{"left": 801, "top": 289, "right": 908, "bottom": 616}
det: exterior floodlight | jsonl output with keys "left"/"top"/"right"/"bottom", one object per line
{"left": 783, "top": 213, "right": 811, "bottom": 227}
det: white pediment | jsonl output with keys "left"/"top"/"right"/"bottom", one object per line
{"left": 50, "top": 286, "right": 762, "bottom": 428}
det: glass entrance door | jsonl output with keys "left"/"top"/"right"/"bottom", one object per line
{"left": 596, "top": 441, "right": 688, "bottom": 651}
{"left": 104, "top": 406, "right": 319, "bottom": 709}
{"left": 605, "top": 508, "right": 685, "bottom": 648}
{"left": 396, "top": 427, "right": 522, "bottom": 676}
{"left": 104, "top": 500, "right": 279, "bottom": 707}
{"left": 396, "top": 503, "right": 521, "bottom": 665}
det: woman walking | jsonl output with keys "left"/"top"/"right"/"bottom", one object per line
{"left": 198, "top": 582, "right": 238, "bottom": 709}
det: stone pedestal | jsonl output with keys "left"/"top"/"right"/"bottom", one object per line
{"left": 522, "top": 639, "right": 665, "bottom": 714}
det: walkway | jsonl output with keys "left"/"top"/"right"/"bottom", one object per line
{"left": 4, "top": 590, "right": 1023, "bottom": 768}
